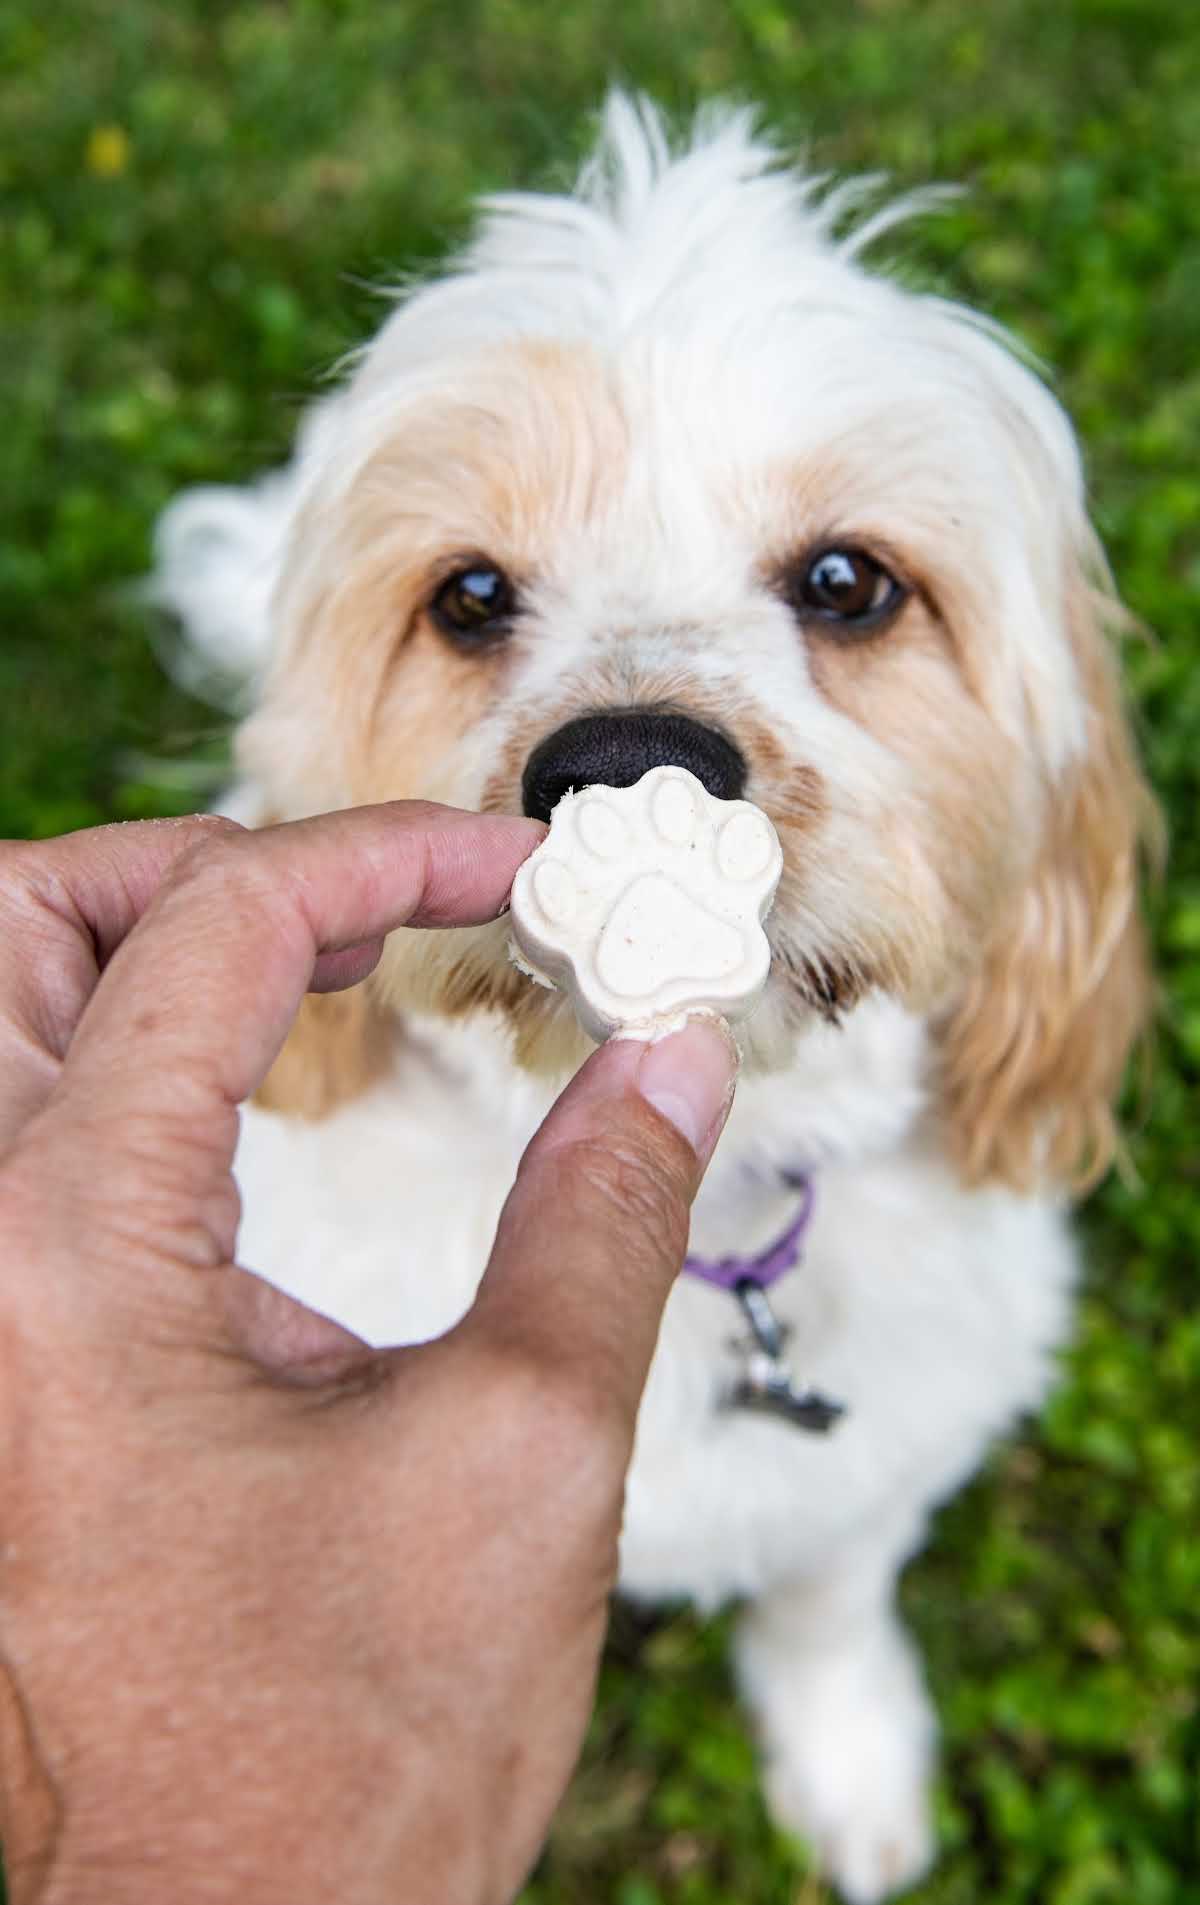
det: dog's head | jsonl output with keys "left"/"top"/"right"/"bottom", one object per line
{"left": 241, "top": 96, "right": 1153, "bottom": 1192}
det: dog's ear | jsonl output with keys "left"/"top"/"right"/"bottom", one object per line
{"left": 936, "top": 544, "right": 1157, "bottom": 1193}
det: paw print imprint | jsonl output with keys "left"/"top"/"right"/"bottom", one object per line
{"left": 510, "top": 765, "right": 783, "bottom": 1041}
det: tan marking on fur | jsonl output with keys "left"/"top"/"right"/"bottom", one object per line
{"left": 802, "top": 594, "right": 955, "bottom": 709}
{"left": 747, "top": 455, "right": 1034, "bottom": 1006}
{"left": 936, "top": 559, "right": 1158, "bottom": 1193}
{"left": 255, "top": 981, "right": 398, "bottom": 1120}
{"left": 360, "top": 620, "right": 512, "bottom": 804}
{"left": 349, "top": 345, "right": 626, "bottom": 809}
{"left": 238, "top": 339, "right": 627, "bottom": 814}
{"left": 437, "top": 951, "right": 591, "bottom": 1072}
{"left": 806, "top": 599, "right": 1025, "bottom": 992}
{"left": 334, "top": 343, "right": 631, "bottom": 1052}
{"left": 435, "top": 941, "right": 532, "bottom": 1020}
{"left": 748, "top": 450, "right": 1155, "bottom": 1126}
{"left": 798, "top": 536, "right": 1156, "bottom": 1190}
{"left": 371, "top": 914, "right": 594, "bottom": 1076}
{"left": 479, "top": 340, "right": 628, "bottom": 555}
{"left": 239, "top": 811, "right": 400, "bottom": 1121}
{"left": 479, "top": 722, "right": 533, "bottom": 816}
{"left": 239, "top": 339, "right": 632, "bottom": 1074}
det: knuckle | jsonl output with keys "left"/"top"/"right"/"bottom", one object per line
{"left": 166, "top": 819, "right": 279, "bottom": 916}
{"left": 170, "top": 816, "right": 250, "bottom": 880}
{"left": 0, "top": 840, "right": 68, "bottom": 939}
{"left": 174, "top": 811, "right": 247, "bottom": 850}
{"left": 0, "top": 839, "right": 43, "bottom": 907}
{"left": 0, "top": 837, "right": 35, "bottom": 879}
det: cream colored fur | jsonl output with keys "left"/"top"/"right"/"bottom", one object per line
{"left": 153, "top": 97, "right": 1151, "bottom": 1900}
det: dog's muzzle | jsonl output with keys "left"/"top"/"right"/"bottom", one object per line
{"left": 521, "top": 708, "right": 747, "bottom": 822}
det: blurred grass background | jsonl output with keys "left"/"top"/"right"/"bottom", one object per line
{"left": 3, "top": 1, "right": 1199, "bottom": 1900}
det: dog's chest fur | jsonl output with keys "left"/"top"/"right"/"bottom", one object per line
{"left": 234, "top": 996, "right": 1076, "bottom": 1609}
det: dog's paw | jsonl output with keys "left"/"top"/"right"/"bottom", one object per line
{"left": 509, "top": 764, "right": 782, "bottom": 1040}
{"left": 738, "top": 1611, "right": 936, "bottom": 1904}
{"left": 766, "top": 1755, "right": 933, "bottom": 1905}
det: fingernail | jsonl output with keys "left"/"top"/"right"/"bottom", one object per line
{"left": 636, "top": 1016, "right": 740, "bottom": 1160}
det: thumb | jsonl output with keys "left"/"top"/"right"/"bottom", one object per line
{"left": 462, "top": 1017, "right": 739, "bottom": 1427}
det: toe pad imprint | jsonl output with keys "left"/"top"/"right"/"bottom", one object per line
{"left": 509, "top": 765, "right": 782, "bottom": 1041}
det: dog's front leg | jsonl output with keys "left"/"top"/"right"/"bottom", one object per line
{"left": 734, "top": 1515, "right": 936, "bottom": 1903}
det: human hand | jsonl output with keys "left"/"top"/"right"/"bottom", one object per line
{"left": 0, "top": 806, "right": 737, "bottom": 1904}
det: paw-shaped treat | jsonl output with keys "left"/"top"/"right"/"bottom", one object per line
{"left": 509, "top": 765, "right": 782, "bottom": 1041}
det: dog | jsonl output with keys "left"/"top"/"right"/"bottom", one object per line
{"left": 153, "top": 95, "right": 1152, "bottom": 1901}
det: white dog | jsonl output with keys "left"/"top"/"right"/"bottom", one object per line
{"left": 154, "top": 96, "right": 1151, "bottom": 1900}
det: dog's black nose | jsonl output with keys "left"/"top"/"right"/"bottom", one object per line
{"left": 521, "top": 709, "right": 747, "bottom": 822}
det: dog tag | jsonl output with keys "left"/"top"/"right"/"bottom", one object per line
{"left": 725, "top": 1279, "right": 844, "bottom": 1434}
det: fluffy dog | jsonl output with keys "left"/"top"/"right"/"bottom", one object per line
{"left": 155, "top": 96, "right": 1152, "bottom": 1900}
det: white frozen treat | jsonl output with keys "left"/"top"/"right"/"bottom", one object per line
{"left": 509, "top": 765, "right": 782, "bottom": 1041}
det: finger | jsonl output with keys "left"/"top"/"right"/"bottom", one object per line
{"left": 0, "top": 819, "right": 383, "bottom": 1150}
{"left": 459, "top": 1016, "right": 739, "bottom": 1429}
{"left": 0, "top": 817, "right": 242, "bottom": 1145}
{"left": 56, "top": 802, "right": 542, "bottom": 1122}
{"left": 5, "top": 815, "right": 244, "bottom": 991}
{"left": 309, "top": 938, "right": 386, "bottom": 993}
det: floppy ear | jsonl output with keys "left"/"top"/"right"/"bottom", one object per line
{"left": 936, "top": 544, "right": 1157, "bottom": 1193}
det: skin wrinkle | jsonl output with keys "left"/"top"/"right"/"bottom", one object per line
{"left": 0, "top": 1650, "right": 64, "bottom": 1895}
{"left": 0, "top": 899, "right": 101, "bottom": 1079}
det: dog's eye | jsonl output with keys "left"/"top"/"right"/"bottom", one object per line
{"left": 430, "top": 563, "right": 516, "bottom": 643}
{"left": 790, "top": 547, "right": 906, "bottom": 633}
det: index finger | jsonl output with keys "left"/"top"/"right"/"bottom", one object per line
{"left": 54, "top": 801, "right": 543, "bottom": 1132}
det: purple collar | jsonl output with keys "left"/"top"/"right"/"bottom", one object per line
{"left": 682, "top": 1173, "right": 814, "bottom": 1293}
{"left": 682, "top": 1172, "right": 844, "bottom": 1434}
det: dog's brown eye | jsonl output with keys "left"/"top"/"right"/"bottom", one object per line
{"left": 791, "top": 547, "right": 905, "bottom": 633}
{"left": 430, "top": 563, "right": 515, "bottom": 643}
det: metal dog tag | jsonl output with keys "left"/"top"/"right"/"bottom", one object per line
{"left": 725, "top": 1280, "right": 845, "bottom": 1434}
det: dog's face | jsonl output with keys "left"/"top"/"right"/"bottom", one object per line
{"left": 243, "top": 102, "right": 1151, "bottom": 1191}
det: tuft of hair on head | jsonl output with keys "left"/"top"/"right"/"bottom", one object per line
{"left": 467, "top": 89, "right": 958, "bottom": 336}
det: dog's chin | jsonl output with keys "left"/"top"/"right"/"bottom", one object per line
{"left": 374, "top": 916, "right": 844, "bottom": 1079}
{"left": 374, "top": 918, "right": 596, "bottom": 1077}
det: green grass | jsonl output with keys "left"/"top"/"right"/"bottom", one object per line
{"left": 4, "top": 2, "right": 1199, "bottom": 1900}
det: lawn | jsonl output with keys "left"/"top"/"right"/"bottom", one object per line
{"left": 3, "top": 1, "right": 1199, "bottom": 1900}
